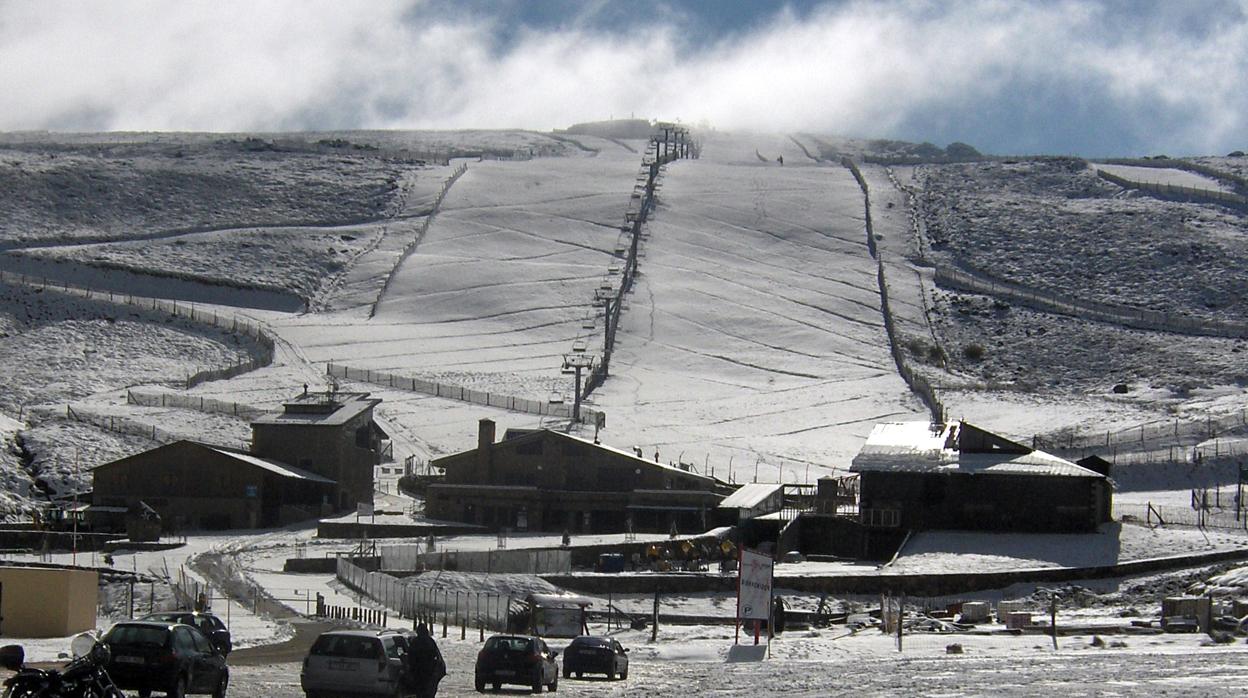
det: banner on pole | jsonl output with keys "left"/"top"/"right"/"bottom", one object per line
{"left": 737, "top": 548, "right": 773, "bottom": 622}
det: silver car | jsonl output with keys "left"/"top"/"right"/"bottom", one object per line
{"left": 300, "top": 629, "right": 407, "bottom": 698}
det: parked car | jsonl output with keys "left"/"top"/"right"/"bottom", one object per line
{"left": 141, "top": 611, "right": 233, "bottom": 655}
{"left": 300, "top": 629, "right": 407, "bottom": 698}
{"left": 474, "top": 634, "right": 558, "bottom": 693}
{"left": 103, "top": 620, "right": 229, "bottom": 698}
{"left": 562, "top": 635, "right": 628, "bottom": 680}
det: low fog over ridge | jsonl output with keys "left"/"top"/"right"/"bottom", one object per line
{"left": 2, "top": 0, "right": 1247, "bottom": 156}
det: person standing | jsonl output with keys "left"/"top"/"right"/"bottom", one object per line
{"left": 410, "top": 622, "right": 446, "bottom": 697}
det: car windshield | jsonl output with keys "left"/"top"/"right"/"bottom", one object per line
{"left": 485, "top": 637, "right": 531, "bottom": 652}
{"left": 105, "top": 625, "right": 169, "bottom": 648}
{"left": 309, "top": 635, "right": 382, "bottom": 659}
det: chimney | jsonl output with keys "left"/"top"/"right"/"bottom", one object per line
{"left": 477, "top": 419, "right": 496, "bottom": 478}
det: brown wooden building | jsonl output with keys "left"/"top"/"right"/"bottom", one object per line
{"left": 90, "top": 440, "right": 335, "bottom": 530}
{"left": 426, "top": 419, "right": 726, "bottom": 534}
{"left": 850, "top": 421, "right": 1112, "bottom": 534}
{"left": 251, "top": 391, "right": 385, "bottom": 510}
{"left": 89, "top": 390, "right": 387, "bottom": 531}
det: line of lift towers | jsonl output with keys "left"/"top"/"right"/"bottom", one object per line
{"left": 561, "top": 122, "right": 697, "bottom": 426}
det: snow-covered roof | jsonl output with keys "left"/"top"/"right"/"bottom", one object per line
{"left": 206, "top": 447, "right": 336, "bottom": 484}
{"left": 717, "top": 483, "right": 783, "bottom": 510}
{"left": 850, "top": 421, "right": 1104, "bottom": 478}
{"left": 527, "top": 593, "right": 593, "bottom": 608}
{"left": 251, "top": 392, "right": 379, "bottom": 427}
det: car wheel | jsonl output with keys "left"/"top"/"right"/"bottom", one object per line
{"left": 531, "top": 670, "right": 543, "bottom": 693}
{"left": 563, "top": 666, "right": 570, "bottom": 679}
{"left": 621, "top": 667, "right": 629, "bottom": 680}
{"left": 169, "top": 674, "right": 188, "bottom": 698}
{"left": 475, "top": 677, "right": 486, "bottom": 693}
{"left": 492, "top": 683, "right": 501, "bottom": 692}
{"left": 213, "top": 670, "right": 229, "bottom": 698}
{"left": 549, "top": 675, "right": 557, "bottom": 692}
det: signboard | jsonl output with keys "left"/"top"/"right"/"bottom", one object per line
{"left": 736, "top": 548, "right": 773, "bottom": 622}
{"left": 357, "top": 501, "right": 374, "bottom": 517}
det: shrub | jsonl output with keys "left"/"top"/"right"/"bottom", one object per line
{"left": 926, "top": 345, "right": 948, "bottom": 365}
{"left": 962, "top": 343, "right": 986, "bottom": 361}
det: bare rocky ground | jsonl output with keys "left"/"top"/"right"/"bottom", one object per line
{"left": 909, "top": 157, "right": 1248, "bottom": 421}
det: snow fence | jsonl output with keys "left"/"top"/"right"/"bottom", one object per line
{"left": 325, "top": 362, "right": 605, "bottom": 426}
{"left": 379, "top": 546, "right": 570, "bottom": 575}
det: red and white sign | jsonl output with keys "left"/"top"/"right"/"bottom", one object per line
{"left": 736, "top": 547, "right": 773, "bottom": 622}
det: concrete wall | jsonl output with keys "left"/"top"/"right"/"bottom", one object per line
{"left": 0, "top": 566, "right": 97, "bottom": 638}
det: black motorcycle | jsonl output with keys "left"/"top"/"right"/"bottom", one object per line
{"left": 1, "top": 633, "right": 125, "bottom": 698}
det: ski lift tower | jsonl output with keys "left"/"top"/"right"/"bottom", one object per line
{"left": 562, "top": 353, "right": 596, "bottom": 423}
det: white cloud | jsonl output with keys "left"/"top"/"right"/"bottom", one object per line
{"left": 1, "top": 0, "right": 1245, "bottom": 154}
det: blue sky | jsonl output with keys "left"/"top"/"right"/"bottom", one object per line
{"left": 2, "top": 0, "right": 1246, "bottom": 156}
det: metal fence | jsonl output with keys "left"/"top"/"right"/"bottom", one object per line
{"left": 336, "top": 557, "right": 513, "bottom": 631}
{"left": 125, "top": 388, "right": 274, "bottom": 421}
{"left": 325, "top": 362, "right": 605, "bottom": 425}
{"left": 1120, "top": 501, "right": 1248, "bottom": 532}
{"left": 370, "top": 162, "right": 468, "bottom": 318}
{"left": 1033, "top": 408, "right": 1248, "bottom": 460}
{"left": 36, "top": 402, "right": 248, "bottom": 449}
{"left": 379, "top": 546, "right": 571, "bottom": 574}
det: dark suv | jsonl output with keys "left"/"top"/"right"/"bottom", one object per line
{"left": 474, "top": 635, "right": 558, "bottom": 693}
{"left": 562, "top": 636, "right": 628, "bottom": 680}
{"left": 141, "top": 611, "right": 232, "bottom": 655}
{"left": 103, "top": 620, "right": 229, "bottom": 697}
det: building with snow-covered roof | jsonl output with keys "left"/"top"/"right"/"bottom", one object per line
{"left": 850, "top": 421, "right": 1112, "bottom": 533}
{"left": 426, "top": 419, "right": 728, "bottom": 534}
{"left": 717, "top": 483, "right": 785, "bottom": 523}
